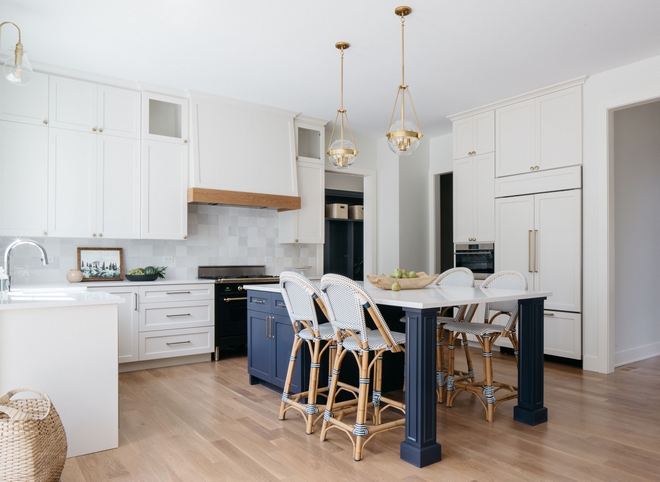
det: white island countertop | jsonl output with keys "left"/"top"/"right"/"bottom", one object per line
{"left": 0, "top": 287, "right": 123, "bottom": 311}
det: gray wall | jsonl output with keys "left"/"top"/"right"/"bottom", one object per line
{"left": 613, "top": 101, "right": 660, "bottom": 363}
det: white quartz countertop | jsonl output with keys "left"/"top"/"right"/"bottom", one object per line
{"left": 0, "top": 287, "right": 123, "bottom": 311}
{"left": 246, "top": 282, "right": 552, "bottom": 310}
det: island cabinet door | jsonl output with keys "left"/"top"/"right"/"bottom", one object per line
{"left": 273, "top": 314, "right": 303, "bottom": 394}
{"left": 247, "top": 309, "right": 273, "bottom": 383}
{"left": 88, "top": 286, "right": 139, "bottom": 363}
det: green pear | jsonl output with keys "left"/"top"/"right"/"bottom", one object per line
{"left": 391, "top": 282, "right": 401, "bottom": 291}
{"left": 408, "top": 271, "right": 417, "bottom": 278}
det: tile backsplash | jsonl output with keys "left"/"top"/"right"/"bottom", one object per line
{"left": 0, "top": 204, "right": 319, "bottom": 285}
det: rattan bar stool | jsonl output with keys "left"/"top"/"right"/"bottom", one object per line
{"left": 278, "top": 272, "right": 358, "bottom": 435}
{"left": 432, "top": 267, "right": 476, "bottom": 403}
{"left": 443, "top": 270, "right": 527, "bottom": 422}
{"left": 319, "top": 274, "right": 406, "bottom": 461}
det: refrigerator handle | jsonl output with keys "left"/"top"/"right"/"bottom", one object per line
{"left": 528, "top": 230, "right": 533, "bottom": 273}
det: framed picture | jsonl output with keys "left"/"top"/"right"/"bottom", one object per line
{"left": 77, "top": 247, "right": 124, "bottom": 281}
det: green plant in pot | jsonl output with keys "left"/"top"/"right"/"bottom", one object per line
{"left": 126, "top": 266, "right": 167, "bottom": 281}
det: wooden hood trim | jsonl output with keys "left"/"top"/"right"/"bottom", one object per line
{"left": 187, "top": 188, "right": 301, "bottom": 212}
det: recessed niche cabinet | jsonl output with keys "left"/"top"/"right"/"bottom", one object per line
{"left": 324, "top": 189, "right": 364, "bottom": 280}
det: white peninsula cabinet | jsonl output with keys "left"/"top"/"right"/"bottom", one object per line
{"left": 496, "top": 85, "right": 582, "bottom": 177}
{"left": 280, "top": 116, "right": 326, "bottom": 244}
{"left": 453, "top": 153, "right": 495, "bottom": 243}
{"left": 452, "top": 111, "right": 494, "bottom": 160}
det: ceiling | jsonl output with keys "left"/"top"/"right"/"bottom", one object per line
{"left": 3, "top": 0, "right": 660, "bottom": 138}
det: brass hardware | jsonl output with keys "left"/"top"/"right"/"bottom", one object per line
{"left": 295, "top": 239, "right": 298, "bottom": 242}
{"left": 183, "top": 235, "right": 187, "bottom": 239}
{"left": 327, "top": 41, "right": 358, "bottom": 168}
{"left": 166, "top": 313, "right": 191, "bottom": 317}
{"left": 92, "top": 127, "right": 97, "bottom": 132}
{"left": 184, "top": 139, "right": 188, "bottom": 143}
{"left": 92, "top": 233, "right": 96, "bottom": 237}
{"left": 530, "top": 166, "right": 534, "bottom": 171}
{"left": 224, "top": 297, "right": 247, "bottom": 302}
{"left": 238, "top": 286, "right": 243, "bottom": 291}
{"left": 534, "top": 229, "right": 539, "bottom": 272}
{"left": 0, "top": 22, "right": 33, "bottom": 85}
{"left": 99, "top": 128, "right": 103, "bottom": 133}
{"left": 386, "top": 6, "right": 422, "bottom": 155}
{"left": 528, "top": 230, "right": 533, "bottom": 272}
{"left": 166, "top": 340, "right": 191, "bottom": 346}
{"left": 43, "top": 120, "right": 48, "bottom": 125}
{"left": 544, "top": 312, "right": 554, "bottom": 316}
{"left": 42, "top": 231, "right": 47, "bottom": 236}
{"left": 166, "top": 291, "right": 191, "bottom": 295}
{"left": 536, "top": 166, "right": 540, "bottom": 170}
{"left": 98, "top": 233, "right": 102, "bottom": 237}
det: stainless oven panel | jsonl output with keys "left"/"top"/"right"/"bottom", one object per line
{"left": 454, "top": 243, "right": 494, "bottom": 280}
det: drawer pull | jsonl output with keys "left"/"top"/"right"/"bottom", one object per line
{"left": 166, "top": 313, "right": 191, "bottom": 317}
{"left": 166, "top": 291, "right": 191, "bottom": 295}
{"left": 276, "top": 301, "right": 286, "bottom": 308}
{"left": 166, "top": 340, "right": 191, "bottom": 346}
{"left": 544, "top": 312, "right": 555, "bottom": 316}
{"left": 252, "top": 299, "right": 266, "bottom": 304}
{"left": 224, "top": 297, "right": 247, "bottom": 302}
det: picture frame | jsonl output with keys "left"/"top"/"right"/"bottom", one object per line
{"left": 77, "top": 247, "right": 124, "bottom": 281}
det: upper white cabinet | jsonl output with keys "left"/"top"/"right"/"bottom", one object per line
{"left": 453, "top": 153, "right": 495, "bottom": 243}
{"left": 142, "top": 92, "right": 188, "bottom": 144}
{"left": 0, "top": 121, "right": 49, "bottom": 236}
{"left": 189, "top": 92, "right": 298, "bottom": 197}
{"left": 49, "top": 76, "right": 141, "bottom": 139}
{"left": 279, "top": 160, "right": 324, "bottom": 244}
{"left": 496, "top": 85, "right": 582, "bottom": 177}
{"left": 0, "top": 71, "right": 49, "bottom": 126}
{"left": 453, "top": 111, "right": 494, "bottom": 160}
{"left": 295, "top": 116, "right": 325, "bottom": 165}
{"left": 141, "top": 140, "right": 188, "bottom": 240}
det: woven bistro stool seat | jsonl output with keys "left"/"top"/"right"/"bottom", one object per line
{"left": 444, "top": 270, "right": 527, "bottom": 422}
{"left": 278, "top": 272, "right": 359, "bottom": 435}
{"left": 319, "top": 274, "right": 406, "bottom": 462}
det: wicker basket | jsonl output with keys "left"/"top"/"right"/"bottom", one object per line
{"left": 0, "top": 388, "right": 67, "bottom": 482}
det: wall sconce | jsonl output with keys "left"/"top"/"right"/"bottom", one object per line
{"left": 0, "top": 22, "right": 33, "bottom": 86}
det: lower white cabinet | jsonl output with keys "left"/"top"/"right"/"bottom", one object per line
{"left": 90, "top": 282, "right": 214, "bottom": 364}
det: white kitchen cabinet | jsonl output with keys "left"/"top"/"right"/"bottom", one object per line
{"left": 88, "top": 286, "right": 139, "bottom": 363}
{"left": 48, "top": 128, "right": 141, "bottom": 238}
{"left": 295, "top": 116, "right": 325, "bottom": 165}
{"left": 543, "top": 311, "right": 581, "bottom": 359}
{"left": 49, "top": 76, "right": 140, "bottom": 139}
{"left": 0, "top": 121, "right": 49, "bottom": 236}
{"left": 279, "top": 160, "right": 324, "bottom": 244}
{"left": 0, "top": 71, "right": 49, "bottom": 126}
{"left": 141, "top": 140, "right": 188, "bottom": 240}
{"left": 453, "top": 111, "right": 494, "bottom": 160}
{"left": 453, "top": 152, "right": 495, "bottom": 243}
{"left": 496, "top": 86, "right": 582, "bottom": 177}
{"left": 142, "top": 92, "right": 188, "bottom": 144}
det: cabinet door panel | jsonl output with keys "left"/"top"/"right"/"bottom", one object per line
{"left": 474, "top": 153, "right": 495, "bottom": 242}
{"left": 452, "top": 157, "right": 474, "bottom": 242}
{"left": 495, "top": 195, "right": 534, "bottom": 289}
{"left": 98, "top": 86, "right": 141, "bottom": 139}
{"left": 49, "top": 76, "right": 97, "bottom": 132}
{"left": 89, "top": 287, "right": 139, "bottom": 363}
{"left": 141, "top": 141, "right": 187, "bottom": 239}
{"left": 48, "top": 129, "right": 96, "bottom": 237}
{"left": 473, "top": 111, "right": 495, "bottom": 155}
{"left": 536, "top": 86, "right": 582, "bottom": 171}
{"left": 247, "top": 311, "right": 272, "bottom": 383}
{"left": 273, "top": 315, "right": 301, "bottom": 393}
{"left": 453, "top": 117, "right": 473, "bottom": 160}
{"left": 496, "top": 100, "right": 535, "bottom": 177}
{"left": 0, "top": 71, "right": 49, "bottom": 125}
{"left": 0, "top": 122, "right": 48, "bottom": 236}
{"left": 97, "top": 137, "right": 140, "bottom": 239}
{"left": 280, "top": 161, "right": 324, "bottom": 243}
{"left": 543, "top": 311, "right": 581, "bottom": 359}
{"left": 534, "top": 190, "right": 581, "bottom": 312}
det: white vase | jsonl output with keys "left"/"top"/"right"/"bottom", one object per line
{"left": 66, "top": 269, "right": 84, "bottom": 283}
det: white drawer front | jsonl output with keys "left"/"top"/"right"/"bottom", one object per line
{"left": 139, "top": 283, "right": 214, "bottom": 302}
{"left": 139, "top": 300, "right": 213, "bottom": 332}
{"left": 138, "top": 327, "right": 213, "bottom": 360}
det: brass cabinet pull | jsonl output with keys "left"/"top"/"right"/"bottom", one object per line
{"left": 99, "top": 128, "right": 103, "bottom": 133}
{"left": 544, "top": 311, "right": 554, "bottom": 316}
{"left": 166, "top": 340, "right": 191, "bottom": 346}
{"left": 43, "top": 120, "right": 48, "bottom": 124}
{"left": 92, "top": 127, "right": 97, "bottom": 132}
{"left": 166, "top": 313, "right": 191, "bottom": 317}
{"left": 528, "top": 230, "right": 533, "bottom": 272}
{"left": 98, "top": 233, "right": 103, "bottom": 237}
{"left": 534, "top": 229, "right": 539, "bottom": 272}
{"left": 224, "top": 297, "right": 247, "bottom": 302}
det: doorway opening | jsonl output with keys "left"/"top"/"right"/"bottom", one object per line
{"left": 435, "top": 172, "right": 454, "bottom": 274}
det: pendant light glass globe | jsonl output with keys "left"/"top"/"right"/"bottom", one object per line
{"left": 328, "top": 137, "right": 357, "bottom": 169}
{"left": 327, "top": 42, "right": 358, "bottom": 169}
{"left": 4, "top": 48, "right": 33, "bottom": 86}
{"left": 387, "top": 118, "right": 421, "bottom": 155}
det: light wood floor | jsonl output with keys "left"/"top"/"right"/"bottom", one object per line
{"left": 61, "top": 349, "right": 660, "bottom": 481}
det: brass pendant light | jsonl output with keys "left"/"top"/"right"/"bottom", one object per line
{"left": 386, "top": 6, "right": 422, "bottom": 155}
{"left": 327, "top": 42, "right": 358, "bottom": 169}
{"left": 0, "top": 22, "right": 33, "bottom": 86}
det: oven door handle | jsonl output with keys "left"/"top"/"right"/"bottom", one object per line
{"left": 224, "top": 297, "right": 248, "bottom": 302}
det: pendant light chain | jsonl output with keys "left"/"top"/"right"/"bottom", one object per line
{"left": 327, "top": 41, "right": 358, "bottom": 168}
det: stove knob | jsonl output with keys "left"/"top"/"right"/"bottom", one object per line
{"left": 238, "top": 286, "right": 243, "bottom": 291}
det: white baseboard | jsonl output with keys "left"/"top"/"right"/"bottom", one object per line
{"left": 614, "top": 341, "right": 660, "bottom": 368}
{"left": 119, "top": 353, "right": 212, "bottom": 373}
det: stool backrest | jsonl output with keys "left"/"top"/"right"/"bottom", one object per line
{"left": 320, "top": 274, "right": 400, "bottom": 349}
{"left": 279, "top": 271, "right": 327, "bottom": 336}
{"left": 481, "top": 270, "right": 528, "bottom": 330}
{"left": 434, "top": 267, "right": 474, "bottom": 288}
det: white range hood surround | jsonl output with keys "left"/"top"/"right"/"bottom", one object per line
{"left": 188, "top": 91, "right": 301, "bottom": 210}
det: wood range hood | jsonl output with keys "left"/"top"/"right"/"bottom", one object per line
{"left": 187, "top": 188, "right": 301, "bottom": 212}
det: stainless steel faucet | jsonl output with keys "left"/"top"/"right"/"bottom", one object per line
{"left": 3, "top": 238, "right": 49, "bottom": 291}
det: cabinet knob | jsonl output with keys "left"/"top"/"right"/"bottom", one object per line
{"left": 183, "top": 235, "right": 187, "bottom": 239}
{"left": 295, "top": 239, "right": 298, "bottom": 243}
{"left": 530, "top": 166, "right": 534, "bottom": 171}
{"left": 535, "top": 166, "right": 539, "bottom": 170}
{"left": 98, "top": 233, "right": 103, "bottom": 237}
{"left": 92, "top": 233, "right": 96, "bottom": 237}
{"left": 92, "top": 127, "right": 97, "bottom": 132}
{"left": 43, "top": 120, "right": 48, "bottom": 125}
{"left": 99, "top": 128, "right": 103, "bottom": 133}
{"left": 183, "top": 139, "right": 188, "bottom": 144}
{"left": 42, "top": 231, "right": 47, "bottom": 236}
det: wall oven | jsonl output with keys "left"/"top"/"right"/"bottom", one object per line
{"left": 454, "top": 243, "right": 494, "bottom": 280}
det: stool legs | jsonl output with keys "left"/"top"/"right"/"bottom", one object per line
{"left": 279, "top": 336, "right": 304, "bottom": 421}
{"left": 482, "top": 334, "right": 495, "bottom": 422}
{"left": 436, "top": 325, "right": 446, "bottom": 403}
{"left": 353, "top": 351, "right": 371, "bottom": 461}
